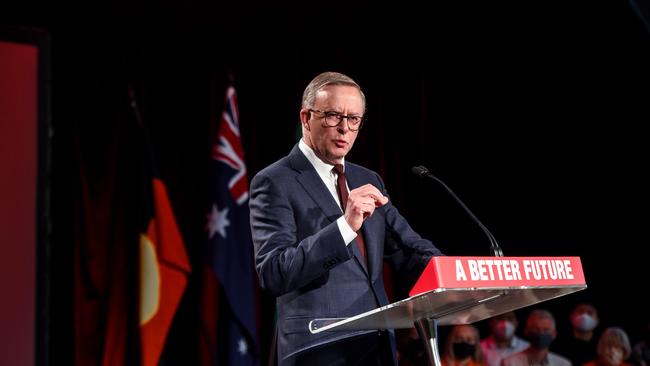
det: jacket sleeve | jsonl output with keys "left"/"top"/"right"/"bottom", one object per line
{"left": 249, "top": 171, "right": 353, "bottom": 296}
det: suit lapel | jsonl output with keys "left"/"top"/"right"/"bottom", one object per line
{"left": 289, "top": 146, "right": 343, "bottom": 223}
{"left": 289, "top": 146, "right": 371, "bottom": 276}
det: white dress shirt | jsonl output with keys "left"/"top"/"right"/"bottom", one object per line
{"left": 298, "top": 139, "right": 357, "bottom": 245}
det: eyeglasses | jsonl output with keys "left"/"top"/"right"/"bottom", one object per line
{"left": 309, "top": 109, "right": 365, "bottom": 131}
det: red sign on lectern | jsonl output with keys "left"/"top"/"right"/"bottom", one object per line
{"left": 410, "top": 256, "right": 586, "bottom": 297}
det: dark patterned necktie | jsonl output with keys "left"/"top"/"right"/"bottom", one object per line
{"left": 333, "top": 164, "right": 367, "bottom": 260}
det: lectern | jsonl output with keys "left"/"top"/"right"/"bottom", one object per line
{"left": 309, "top": 256, "right": 586, "bottom": 366}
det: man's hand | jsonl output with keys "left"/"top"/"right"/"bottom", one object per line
{"left": 344, "top": 184, "right": 389, "bottom": 231}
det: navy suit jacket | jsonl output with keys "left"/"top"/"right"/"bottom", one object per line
{"left": 249, "top": 145, "right": 443, "bottom": 364}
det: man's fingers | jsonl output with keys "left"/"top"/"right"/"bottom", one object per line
{"left": 350, "top": 184, "right": 389, "bottom": 207}
{"left": 374, "top": 195, "right": 389, "bottom": 206}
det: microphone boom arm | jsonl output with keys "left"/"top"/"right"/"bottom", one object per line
{"left": 412, "top": 165, "right": 504, "bottom": 257}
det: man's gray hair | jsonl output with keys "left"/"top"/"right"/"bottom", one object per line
{"left": 301, "top": 71, "right": 366, "bottom": 110}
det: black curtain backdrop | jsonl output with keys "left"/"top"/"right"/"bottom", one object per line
{"left": 3, "top": 1, "right": 650, "bottom": 364}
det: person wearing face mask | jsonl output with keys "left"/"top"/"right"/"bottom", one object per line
{"left": 480, "top": 312, "right": 530, "bottom": 366}
{"left": 501, "top": 309, "right": 571, "bottom": 366}
{"left": 442, "top": 325, "right": 486, "bottom": 366}
{"left": 583, "top": 327, "right": 632, "bottom": 366}
{"left": 552, "top": 302, "right": 601, "bottom": 366}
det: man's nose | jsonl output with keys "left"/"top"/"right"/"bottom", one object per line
{"left": 337, "top": 118, "right": 350, "bottom": 133}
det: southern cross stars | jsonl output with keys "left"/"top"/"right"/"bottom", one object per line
{"left": 206, "top": 203, "right": 230, "bottom": 239}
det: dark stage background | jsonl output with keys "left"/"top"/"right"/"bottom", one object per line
{"left": 3, "top": 0, "right": 650, "bottom": 364}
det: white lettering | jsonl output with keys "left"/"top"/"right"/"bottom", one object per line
{"left": 478, "top": 260, "right": 489, "bottom": 280}
{"left": 539, "top": 260, "right": 549, "bottom": 279}
{"left": 531, "top": 260, "right": 541, "bottom": 280}
{"left": 510, "top": 260, "right": 522, "bottom": 280}
{"left": 456, "top": 259, "right": 467, "bottom": 281}
{"left": 556, "top": 260, "right": 566, "bottom": 279}
{"left": 564, "top": 260, "right": 574, "bottom": 279}
{"left": 452, "top": 258, "right": 575, "bottom": 283}
{"left": 494, "top": 260, "right": 504, "bottom": 280}
{"left": 485, "top": 260, "right": 495, "bottom": 280}
{"left": 503, "top": 260, "right": 512, "bottom": 280}
{"left": 468, "top": 260, "right": 480, "bottom": 280}
{"left": 548, "top": 260, "right": 558, "bottom": 280}
{"left": 524, "top": 260, "right": 532, "bottom": 280}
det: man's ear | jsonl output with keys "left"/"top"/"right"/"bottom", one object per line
{"left": 300, "top": 109, "right": 311, "bottom": 131}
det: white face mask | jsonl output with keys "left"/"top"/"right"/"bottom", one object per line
{"left": 494, "top": 320, "right": 515, "bottom": 340}
{"left": 572, "top": 313, "right": 598, "bottom": 332}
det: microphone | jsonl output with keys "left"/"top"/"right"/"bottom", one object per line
{"left": 411, "top": 165, "right": 504, "bottom": 257}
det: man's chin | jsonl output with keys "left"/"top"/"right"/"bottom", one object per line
{"left": 329, "top": 147, "right": 349, "bottom": 157}
{"left": 328, "top": 152, "right": 347, "bottom": 162}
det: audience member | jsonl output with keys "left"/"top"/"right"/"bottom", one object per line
{"left": 441, "top": 325, "right": 486, "bottom": 366}
{"left": 553, "top": 302, "right": 600, "bottom": 365}
{"left": 501, "top": 309, "right": 571, "bottom": 366}
{"left": 480, "top": 311, "right": 529, "bottom": 366}
{"left": 583, "top": 327, "right": 633, "bottom": 366}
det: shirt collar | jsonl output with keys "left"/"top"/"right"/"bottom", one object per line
{"left": 298, "top": 139, "right": 344, "bottom": 177}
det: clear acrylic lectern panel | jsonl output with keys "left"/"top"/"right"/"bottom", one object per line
{"left": 309, "top": 285, "right": 585, "bottom": 333}
{"left": 309, "top": 256, "right": 587, "bottom": 366}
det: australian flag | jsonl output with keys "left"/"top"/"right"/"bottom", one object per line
{"left": 201, "top": 85, "right": 259, "bottom": 365}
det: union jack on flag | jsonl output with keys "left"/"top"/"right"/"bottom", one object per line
{"left": 211, "top": 87, "right": 249, "bottom": 205}
{"left": 202, "top": 85, "right": 259, "bottom": 366}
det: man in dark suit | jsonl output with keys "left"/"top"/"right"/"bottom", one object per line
{"left": 249, "top": 71, "right": 443, "bottom": 365}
